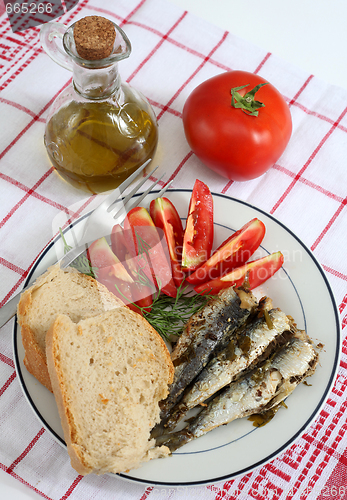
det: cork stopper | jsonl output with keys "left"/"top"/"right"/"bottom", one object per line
{"left": 73, "top": 16, "right": 116, "bottom": 60}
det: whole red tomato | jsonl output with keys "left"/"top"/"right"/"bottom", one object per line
{"left": 182, "top": 70, "right": 292, "bottom": 181}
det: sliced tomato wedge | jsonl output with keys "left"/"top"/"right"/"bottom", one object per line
{"left": 96, "top": 269, "right": 151, "bottom": 315}
{"left": 111, "top": 224, "right": 128, "bottom": 263}
{"left": 88, "top": 237, "right": 133, "bottom": 283}
{"left": 123, "top": 206, "right": 177, "bottom": 297}
{"left": 182, "top": 179, "right": 214, "bottom": 273}
{"left": 111, "top": 224, "right": 147, "bottom": 282}
{"left": 194, "top": 251, "right": 284, "bottom": 295}
{"left": 186, "top": 218, "right": 265, "bottom": 285}
{"left": 89, "top": 236, "right": 153, "bottom": 313}
{"left": 150, "top": 197, "right": 185, "bottom": 287}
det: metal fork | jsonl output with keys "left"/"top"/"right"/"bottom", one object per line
{"left": 0, "top": 160, "right": 172, "bottom": 328}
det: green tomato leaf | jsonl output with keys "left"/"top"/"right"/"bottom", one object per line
{"left": 230, "top": 82, "right": 268, "bottom": 116}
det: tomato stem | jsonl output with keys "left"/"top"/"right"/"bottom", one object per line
{"left": 230, "top": 82, "right": 268, "bottom": 116}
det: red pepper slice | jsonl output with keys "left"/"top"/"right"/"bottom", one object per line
{"left": 123, "top": 206, "right": 177, "bottom": 298}
{"left": 150, "top": 197, "right": 185, "bottom": 287}
{"left": 194, "top": 251, "right": 284, "bottom": 295}
{"left": 186, "top": 218, "right": 265, "bottom": 285}
{"left": 182, "top": 179, "right": 214, "bottom": 273}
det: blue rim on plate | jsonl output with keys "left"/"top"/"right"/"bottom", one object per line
{"left": 13, "top": 190, "right": 341, "bottom": 486}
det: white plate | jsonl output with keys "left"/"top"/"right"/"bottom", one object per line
{"left": 13, "top": 190, "right": 341, "bottom": 487}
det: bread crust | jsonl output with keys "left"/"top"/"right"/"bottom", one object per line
{"left": 46, "top": 316, "right": 93, "bottom": 475}
{"left": 17, "top": 265, "right": 124, "bottom": 392}
{"left": 46, "top": 310, "right": 174, "bottom": 475}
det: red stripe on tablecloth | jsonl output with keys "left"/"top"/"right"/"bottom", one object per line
{"left": 341, "top": 314, "right": 347, "bottom": 330}
{"left": 0, "top": 464, "right": 53, "bottom": 500}
{"left": 221, "top": 180, "right": 234, "bottom": 194}
{"left": 0, "top": 171, "right": 73, "bottom": 214}
{"left": 0, "top": 193, "right": 95, "bottom": 308}
{"left": 0, "top": 78, "right": 71, "bottom": 162}
{"left": 0, "top": 0, "right": 88, "bottom": 92}
{"left": 5, "top": 33, "right": 40, "bottom": 49}
{"left": 131, "top": 19, "right": 233, "bottom": 73}
{"left": 272, "top": 163, "right": 344, "bottom": 204}
{"left": 292, "top": 99, "right": 347, "bottom": 134}
{"left": 0, "top": 97, "right": 45, "bottom": 122}
{"left": 316, "top": 446, "right": 347, "bottom": 500}
{"left": 119, "top": 0, "right": 147, "bottom": 27}
{"left": 61, "top": 0, "right": 68, "bottom": 14}
{"left": 58, "top": 193, "right": 96, "bottom": 233}
{"left": 0, "top": 44, "right": 42, "bottom": 93}
{"left": 214, "top": 474, "right": 252, "bottom": 499}
{"left": 85, "top": 4, "right": 232, "bottom": 73}
{"left": 322, "top": 265, "right": 347, "bottom": 283}
{"left": 127, "top": 12, "right": 188, "bottom": 84}
{"left": 0, "top": 255, "right": 45, "bottom": 307}
{"left": 60, "top": 474, "right": 84, "bottom": 500}
{"left": 167, "top": 151, "right": 193, "bottom": 184}
{"left": 339, "top": 293, "right": 347, "bottom": 314}
{"left": 84, "top": 3, "right": 123, "bottom": 21}
{"left": 311, "top": 197, "right": 347, "bottom": 251}
{"left": 0, "top": 27, "right": 40, "bottom": 74}
{"left": 282, "top": 439, "right": 311, "bottom": 471}
{"left": 251, "top": 474, "right": 283, "bottom": 500}
{"left": 254, "top": 52, "right": 271, "bottom": 74}
{"left": 0, "top": 167, "right": 54, "bottom": 230}
{"left": 289, "top": 400, "right": 347, "bottom": 499}
{"left": 306, "top": 424, "right": 347, "bottom": 498}
{"left": 147, "top": 151, "right": 192, "bottom": 187}
{"left": 157, "top": 30, "right": 229, "bottom": 121}
{"left": 6, "top": 428, "right": 45, "bottom": 474}
{"left": 139, "top": 487, "right": 154, "bottom": 500}
{"left": 0, "top": 80, "right": 76, "bottom": 227}
{"left": 0, "top": 257, "right": 26, "bottom": 276}
{"left": 0, "top": 353, "right": 15, "bottom": 370}
{"left": 61, "top": 0, "right": 89, "bottom": 25}
{"left": 147, "top": 96, "right": 182, "bottom": 118}
{"left": 326, "top": 397, "right": 337, "bottom": 409}
{"left": 290, "top": 74, "right": 314, "bottom": 104}
{"left": 271, "top": 105, "right": 347, "bottom": 215}
{"left": 0, "top": 372, "right": 16, "bottom": 398}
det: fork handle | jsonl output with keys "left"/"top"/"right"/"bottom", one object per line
{"left": 0, "top": 294, "right": 20, "bottom": 328}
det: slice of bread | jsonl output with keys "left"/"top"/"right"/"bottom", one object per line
{"left": 46, "top": 309, "right": 174, "bottom": 475}
{"left": 17, "top": 265, "right": 123, "bottom": 392}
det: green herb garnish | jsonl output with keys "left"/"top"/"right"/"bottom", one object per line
{"left": 59, "top": 227, "right": 98, "bottom": 278}
{"left": 140, "top": 283, "right": 213, "bottom": 341}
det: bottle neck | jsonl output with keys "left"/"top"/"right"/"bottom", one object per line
{"left": 72, "top": 60, "right": 121, "bottom": 100}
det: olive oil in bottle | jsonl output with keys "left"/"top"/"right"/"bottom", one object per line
{"left": 45, "top": 96, "right": 158, "bottom": 194}
{"left": 41, "top": 16, "right": 159, "bottom": 194}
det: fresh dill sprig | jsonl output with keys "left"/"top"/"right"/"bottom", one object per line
{"left": 58, "top": 227, "right": 98, "bottom": 278}
{"left": 140, "top": 282, "right": 213, "bottom": 341}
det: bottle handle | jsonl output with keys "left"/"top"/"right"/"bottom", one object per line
{"left": 40, "top": 23, "right": 73, "bottom": 72}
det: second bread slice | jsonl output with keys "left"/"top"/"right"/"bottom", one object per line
{"left": 46, "top": 308, "right": 174, "bottom": 475}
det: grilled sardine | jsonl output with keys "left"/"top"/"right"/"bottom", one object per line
{"left": 159, "top": 287, "right": 258, "bottom": 421}
{"left": 157, "top": 331, "right": 319, "bottom": 452}
{"left": 164, "top": 308, "right": 293, "bottom": 430}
